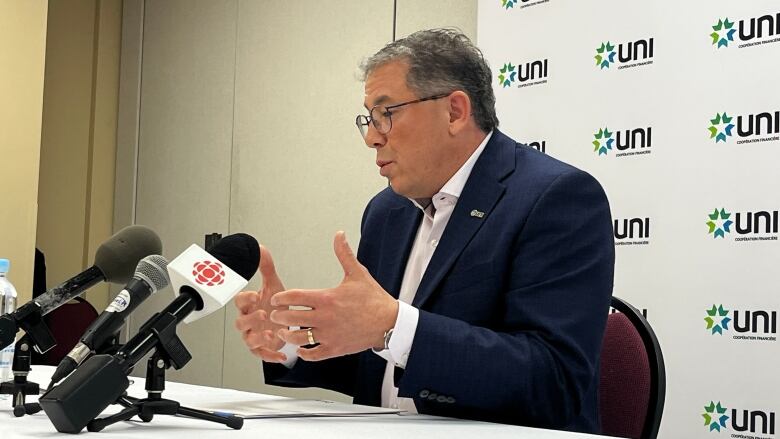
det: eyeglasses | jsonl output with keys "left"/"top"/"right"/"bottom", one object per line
{"left": 355, "top": 93, "right": 450, "bottom": 138}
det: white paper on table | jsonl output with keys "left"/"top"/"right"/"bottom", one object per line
{"left": 195, "top": 398, "right": 403, "bottom": 419}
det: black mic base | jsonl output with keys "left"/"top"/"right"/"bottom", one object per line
{"left": 87, "top": 352, "right": 242, "bottom": 432}
{"left": 0, "top": 379, "right": 40, "bottom": 417}
{"left": 39, "top": 354, "right": 130, "bottom": 433}
{"left": 0, "top": 335, "right": 42, "bottom": 418}
{"left": 87, "top": 394, "right": 243, "bottom": 432}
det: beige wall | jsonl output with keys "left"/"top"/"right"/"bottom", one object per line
{"left": 0, "top": 0, "right": 48, "bottom": 303}
{"left": 115, "top": 0, "right": 477, "bottom": 395}
{"left": 36, "top": 0, "right": 122, "bottom": 309}
{"left": 396, "top": 0, "right": 477, "bottom": 39}
{"left": 85, "top": 0, "right": 122, "bottom": 309}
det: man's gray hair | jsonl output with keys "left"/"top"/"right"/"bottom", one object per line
{"left": 361, "top": 28, "right": 499, "bottom": 133}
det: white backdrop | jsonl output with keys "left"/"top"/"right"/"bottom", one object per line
{"left": 478, "top": 1, "right": 780, "bottom": 438}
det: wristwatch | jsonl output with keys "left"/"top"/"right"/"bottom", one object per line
{"left": 383, "top": 328, "right": 394, "bottom": 351}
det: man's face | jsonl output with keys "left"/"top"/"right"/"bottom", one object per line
{"left": 362, "top": 61, "right": 453, "bottom": 199}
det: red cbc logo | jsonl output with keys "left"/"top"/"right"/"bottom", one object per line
{"left": 192, "top": 260, "right": 226, "bottom": 286}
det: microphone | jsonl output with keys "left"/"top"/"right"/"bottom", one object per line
{"left": 49, "top": 255, "right": 170, "bottom": 385}
{"left": 39, "top": 233, "right": 259, "bottom": 433}
{"left": 0, "top": 225, "right": 162, "bottom": 352}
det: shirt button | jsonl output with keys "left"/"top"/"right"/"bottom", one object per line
{"left": 431, "top": 239, "right": 438, "bottom": 247}
{"left": 391, "top": 403, "right": 399, "bottom": 409}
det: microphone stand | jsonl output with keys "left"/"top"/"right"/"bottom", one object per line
{"left": 0, "top": 335, "right": 43, "bottom": 417}
{"left": 1, "top": 307, "right": 120, "bottom": 417}
{"left": 0, "top": 305, "right": 58, "bottom": 417}
{"left": 86, "top": 317, "right": 242, "bottom": 432}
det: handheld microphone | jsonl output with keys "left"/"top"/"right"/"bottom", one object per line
{"left": 49, "top": 255, "right": 170, "bottom": 385}
{"left": 39, "top": 233, "right": 259, "bottom": 433}
{"left": 0, "top": 225, "right": 162, "bottom": 351}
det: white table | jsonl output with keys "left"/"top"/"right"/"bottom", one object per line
{"left": 1, "top": 366, "right": 617, "bottom": 438}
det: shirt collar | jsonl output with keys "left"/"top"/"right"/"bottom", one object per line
{"left": 409, "top": 130, "right": 493, "bottom": 213}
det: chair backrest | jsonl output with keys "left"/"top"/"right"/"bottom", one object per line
{"left": 33, "top": 297, "right": 99, "bottom": 366}
{"left": 599, "top": 296, "right": 665, "bottom": 439}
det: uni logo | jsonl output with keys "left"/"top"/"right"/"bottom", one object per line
{"left": 595, "top": 38, "right": 654, "bottom": 70}
{"left": 707, "top": 207, "right": 779, "bottom": 238}
{"left": 595, "top": 42, "right": 616, "bottom": 69}
{"left": 709, "top": 113, "right": 735, "bottom": 143}
{"left": 711, "top": 12, "right": 780, "bottom": 48}
{"left": 614, "top": 218, "right": 650, "bottom": 240}
{"left": 192, "top": 260, "right": 226, "bottom": 286}
{"left": 703, "top": 401, "right": 730, "bottom": 432}
{"left": 501, "top": 0, "right": 518, "bottom": 9}
{"left": 701, "top": 401, "right": 777, "bottom": 435}
{"left": 498, "top": 63, "right": 517, "bottom": 88}
{"left": 704, "top": 305, "right": 778, "bottom": 336}
{"left": 709, "top": 110, "right": 780, "bottom": 143}
{"left": 705, "top": 305, "right": 731, "bottom": 335}
{"left": 497, "top": 60, "right": 548, "bottom": 88}
{"left": 711, "top": 18, "right": 736, "bottom": 48}
{"left": 592, "top": 125, "right": 652, "bottom": 156}
{"left": 706, "top": 208, "right": 733, "bottom": 238}
{"left": 592, "top": 127, "right": 614, "bottom": 155}
{"left": 702, "top": 401, "right": 729, "bottom": 432}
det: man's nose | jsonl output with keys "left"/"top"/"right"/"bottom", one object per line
{"left": 363, "top": 123, "right": 386, "bottom": 149}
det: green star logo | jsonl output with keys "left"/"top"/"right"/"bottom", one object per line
{"left": 702, "top": 401, "right": 729, "bottom": 432}
{"left": 595, "top": 42, "right": 616, "bottom": 69}
{"left": 592, "top": 127, "right": 614, "bottom": 156}
{"left": 705, "top": 305, "right": 732, "bottom": 335}
{"left": 711, "top": 18, "right": 736, "bottom": 48}
{"left": 709, "top": 113, "right": 735, "bottom": 143}
{"left": 706, "top": 208, "right": 733, "bottom": 239}
{"left": 498, "top": 63, "right": 517, "bottom": 88}
{"left": 501, "top": 0, "right": 518, "bottom": 9}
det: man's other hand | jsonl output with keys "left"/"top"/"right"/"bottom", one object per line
{"left": 270, "top": 231, "right": 399, "bottom": 361}
{"left": 234, "top": 245, "right": 288, "bottom": 363}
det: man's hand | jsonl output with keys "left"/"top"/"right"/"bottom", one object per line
{"left": 270, "top": 231, "right": 399, "bottom": 361}
{"left": 234, "top": 245, "right": 288, "bottom": 363}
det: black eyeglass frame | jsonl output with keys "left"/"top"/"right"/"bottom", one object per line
{"left": 355, "top": 93, "right": 450, "bottom": 137}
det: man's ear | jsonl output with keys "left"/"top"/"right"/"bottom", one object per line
{"left": 447, "top": 91, "right": 472, "bottom": 135}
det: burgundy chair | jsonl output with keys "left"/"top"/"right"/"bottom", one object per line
{"left": 32, "top": 297, "right": 98, "bottom": 366}
{"left": 599, "top": 296, "right": 665, "bottom": 439}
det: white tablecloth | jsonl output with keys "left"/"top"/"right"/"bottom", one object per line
{"left": 0, "top": 366, "right": 618, "bottom": 438}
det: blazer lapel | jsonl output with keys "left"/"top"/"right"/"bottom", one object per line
{"left": 412, "top": 131, "right": 516, "bottom": 309}
{"left": 375, "top": 203, "right": 421, "bottom": 299}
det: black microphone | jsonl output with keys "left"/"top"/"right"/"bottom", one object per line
{"left": 0, "top": 225, "right": 162, "bottom": 352}
{"left": 39, "top": 233, "right": 259, "bottom": 433}
{"left": 49, "top": 255, "right": 170, "bottom": 386}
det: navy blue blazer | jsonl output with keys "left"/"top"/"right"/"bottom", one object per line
{"left": 264, "top": 129, "right": 614, "bottom": 433}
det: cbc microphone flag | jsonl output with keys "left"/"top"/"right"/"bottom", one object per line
{"left": 167, "top": 244, "right": 248, "bottom": 323}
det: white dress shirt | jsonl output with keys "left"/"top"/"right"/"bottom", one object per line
{"left": 374, "top": 131, "right": 492, "bottom": 412}
{"left": 278, "top": 132, "right": 493, "bottom": 413}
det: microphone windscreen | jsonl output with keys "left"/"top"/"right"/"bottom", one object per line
{"left": 94, "top": 225, "right": 163, "bottom": 284}
{"left": 208, "top": 233, "right": 260, "bottom": 281}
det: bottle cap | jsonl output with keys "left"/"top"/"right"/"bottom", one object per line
{"left": 0, "top": 259, "right": 8, "bottom": 273}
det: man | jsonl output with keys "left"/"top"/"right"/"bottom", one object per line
{"left": 235, "top": 28, "right": 614, "bottom": 433}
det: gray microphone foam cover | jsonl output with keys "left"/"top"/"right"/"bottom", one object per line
{"left": 93, "top": 225, "right": 163, "bottom": 284}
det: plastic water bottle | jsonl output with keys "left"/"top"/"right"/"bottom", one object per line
{"left": 0, "top": 258, "right": 18, "bottom": 396}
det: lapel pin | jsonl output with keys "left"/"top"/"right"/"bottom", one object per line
{"left": 470, "top": 210, "right": 485, "bottom": 218}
